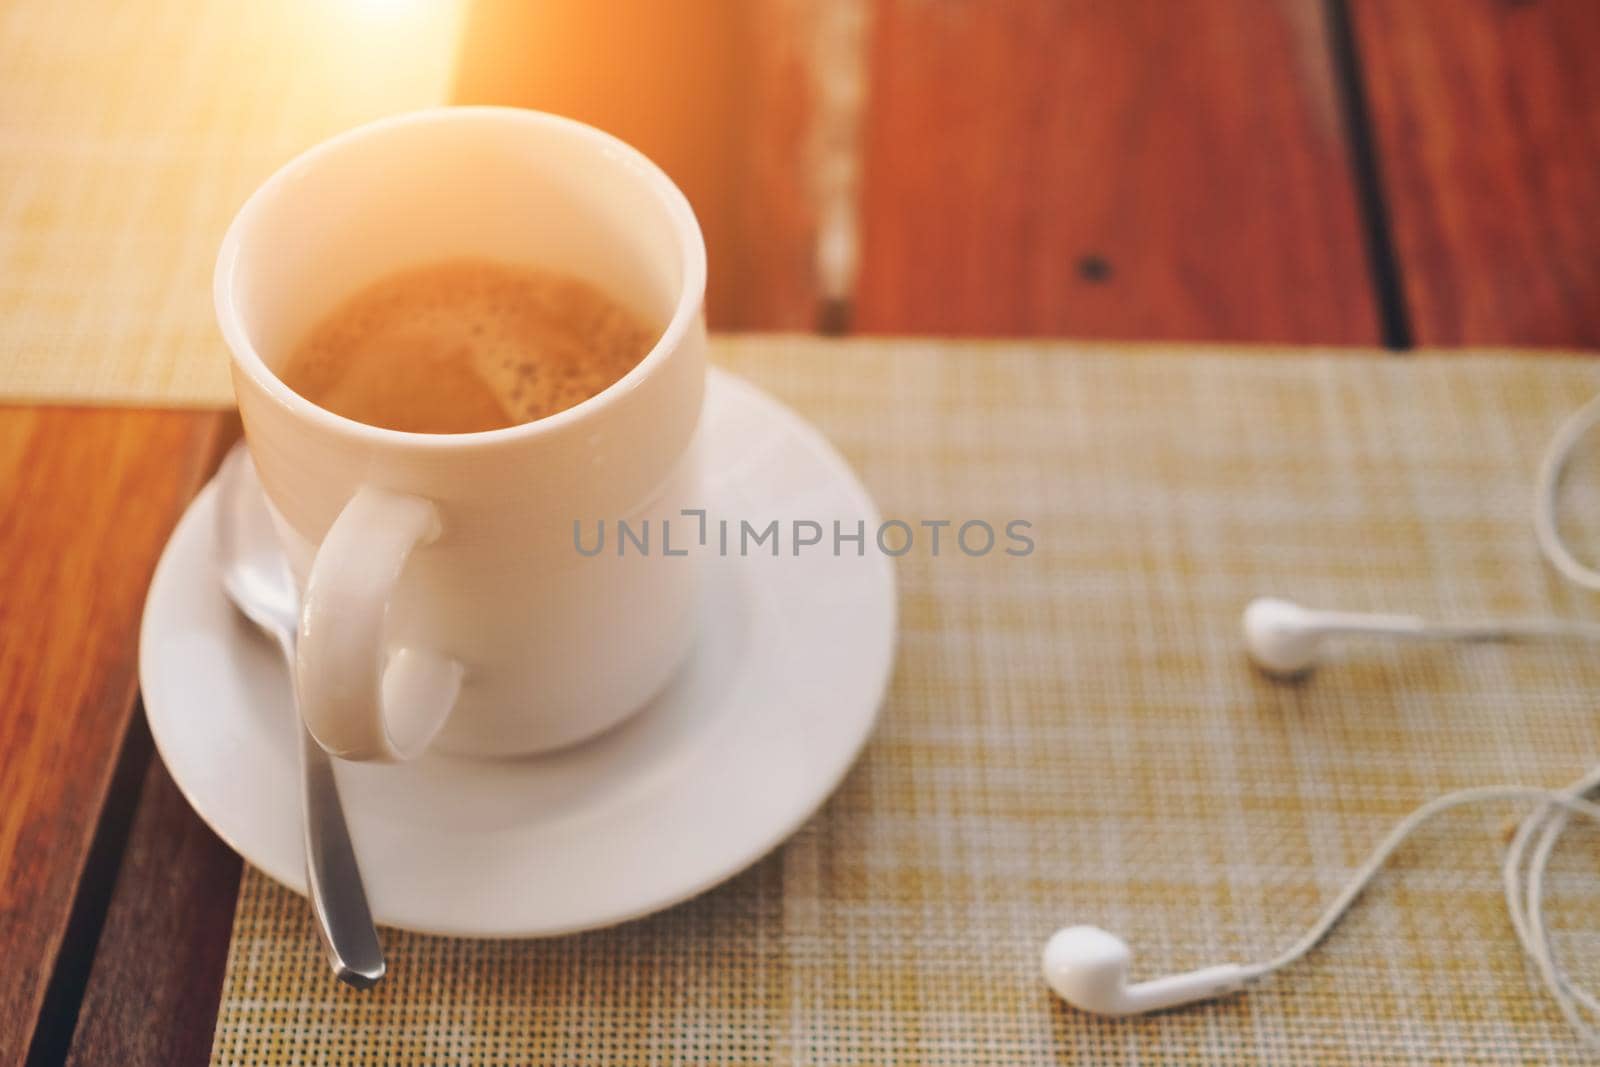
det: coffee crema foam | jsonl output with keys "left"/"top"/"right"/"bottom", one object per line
{"left": 279, "top": 259, "right": 657, "bottom": 434}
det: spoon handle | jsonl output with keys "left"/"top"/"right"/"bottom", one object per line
{"left": 299, "top": 723, "right": 386, "bottom": 987}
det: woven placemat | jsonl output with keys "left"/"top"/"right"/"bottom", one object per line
{"left": 0, "top": 0, "right": 462, "bottom": 407}
{"left": 208, "top": 337, "right": 1600, "bottom": 1065}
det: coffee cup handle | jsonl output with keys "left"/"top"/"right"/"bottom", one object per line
{"left": 296, "top": 485, "right": 464, "bottom": 762}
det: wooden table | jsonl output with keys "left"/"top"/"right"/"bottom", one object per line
{"left": 4, "top": 2, "right": 1597, "bottom": 1063}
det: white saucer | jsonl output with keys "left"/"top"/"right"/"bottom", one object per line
{"left": 140, "top": 370, "right": 896, "bottom": 938}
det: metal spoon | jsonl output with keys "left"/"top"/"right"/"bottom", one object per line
{"left": 214, "top": 445, "right": 385, "bottom": 988}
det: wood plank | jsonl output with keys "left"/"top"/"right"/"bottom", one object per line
{"left": 852, "top": 0, "right": 1380, "bottom": 342}
{"left": 61, "top": 418, "right": 242, "bottom": 1067}
{"left": 0, "top": 408, "right": 224, "bottom": 1065}
{"left": 1351, "top": 0, "right": 1600, "bottom": 347}
{"left": 452, "top": 0, "right": 822, "bottom": 330}
{"left": 64, "top": 721, "right": 242, "bottom": 1067}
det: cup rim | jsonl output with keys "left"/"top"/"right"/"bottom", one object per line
{"left": 214, "top": 106, "right": 707, "bottom": 449}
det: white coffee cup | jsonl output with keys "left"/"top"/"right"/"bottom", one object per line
{"left": 215, "top": 107, "right": 707, "bottom": 762}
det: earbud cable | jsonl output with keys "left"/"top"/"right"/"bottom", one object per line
{"left": 1244, "top": 784, "right": 1600, "bottom": 976}
{"left": 1242, "top": 391, "right": 1600, "bottom": 1052}
{"left": 1535, "top": 391, "right": 1600, "bottom": 593}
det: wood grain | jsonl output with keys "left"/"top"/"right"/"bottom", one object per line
{"left": 1351, "top": 0, "right": 1600, "bottom": 347}
{"left": 452, "top": 0, "right": 822, "bottom": 330}
{"left": 64, "top": 723, "right": 242, "bottom": 1067}
{"left": 59, "top": 418, "right": 242, "bottom": 1067}
{"left": 852, "top": 0, "right": 1380, "bottom": 341}
{"left": 0, "top": 407, "right": 223, "bottom": 1064}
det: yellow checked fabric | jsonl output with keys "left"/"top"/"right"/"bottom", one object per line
{"left": 209, "top": 339, "right": 1600, "bottom": 1065}
{"left": 0, "top": 0, "right": 464, "bottom": 406}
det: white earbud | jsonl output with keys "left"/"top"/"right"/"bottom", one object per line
{"left": 1242, "top": 597, "right": 1426, "bottom": 677}
{"left": 1241, "top": 596, "right": 1600, "bottom": 678}
{"left": 1041, "top": 926, "right": 1250, "bottom": 1016}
